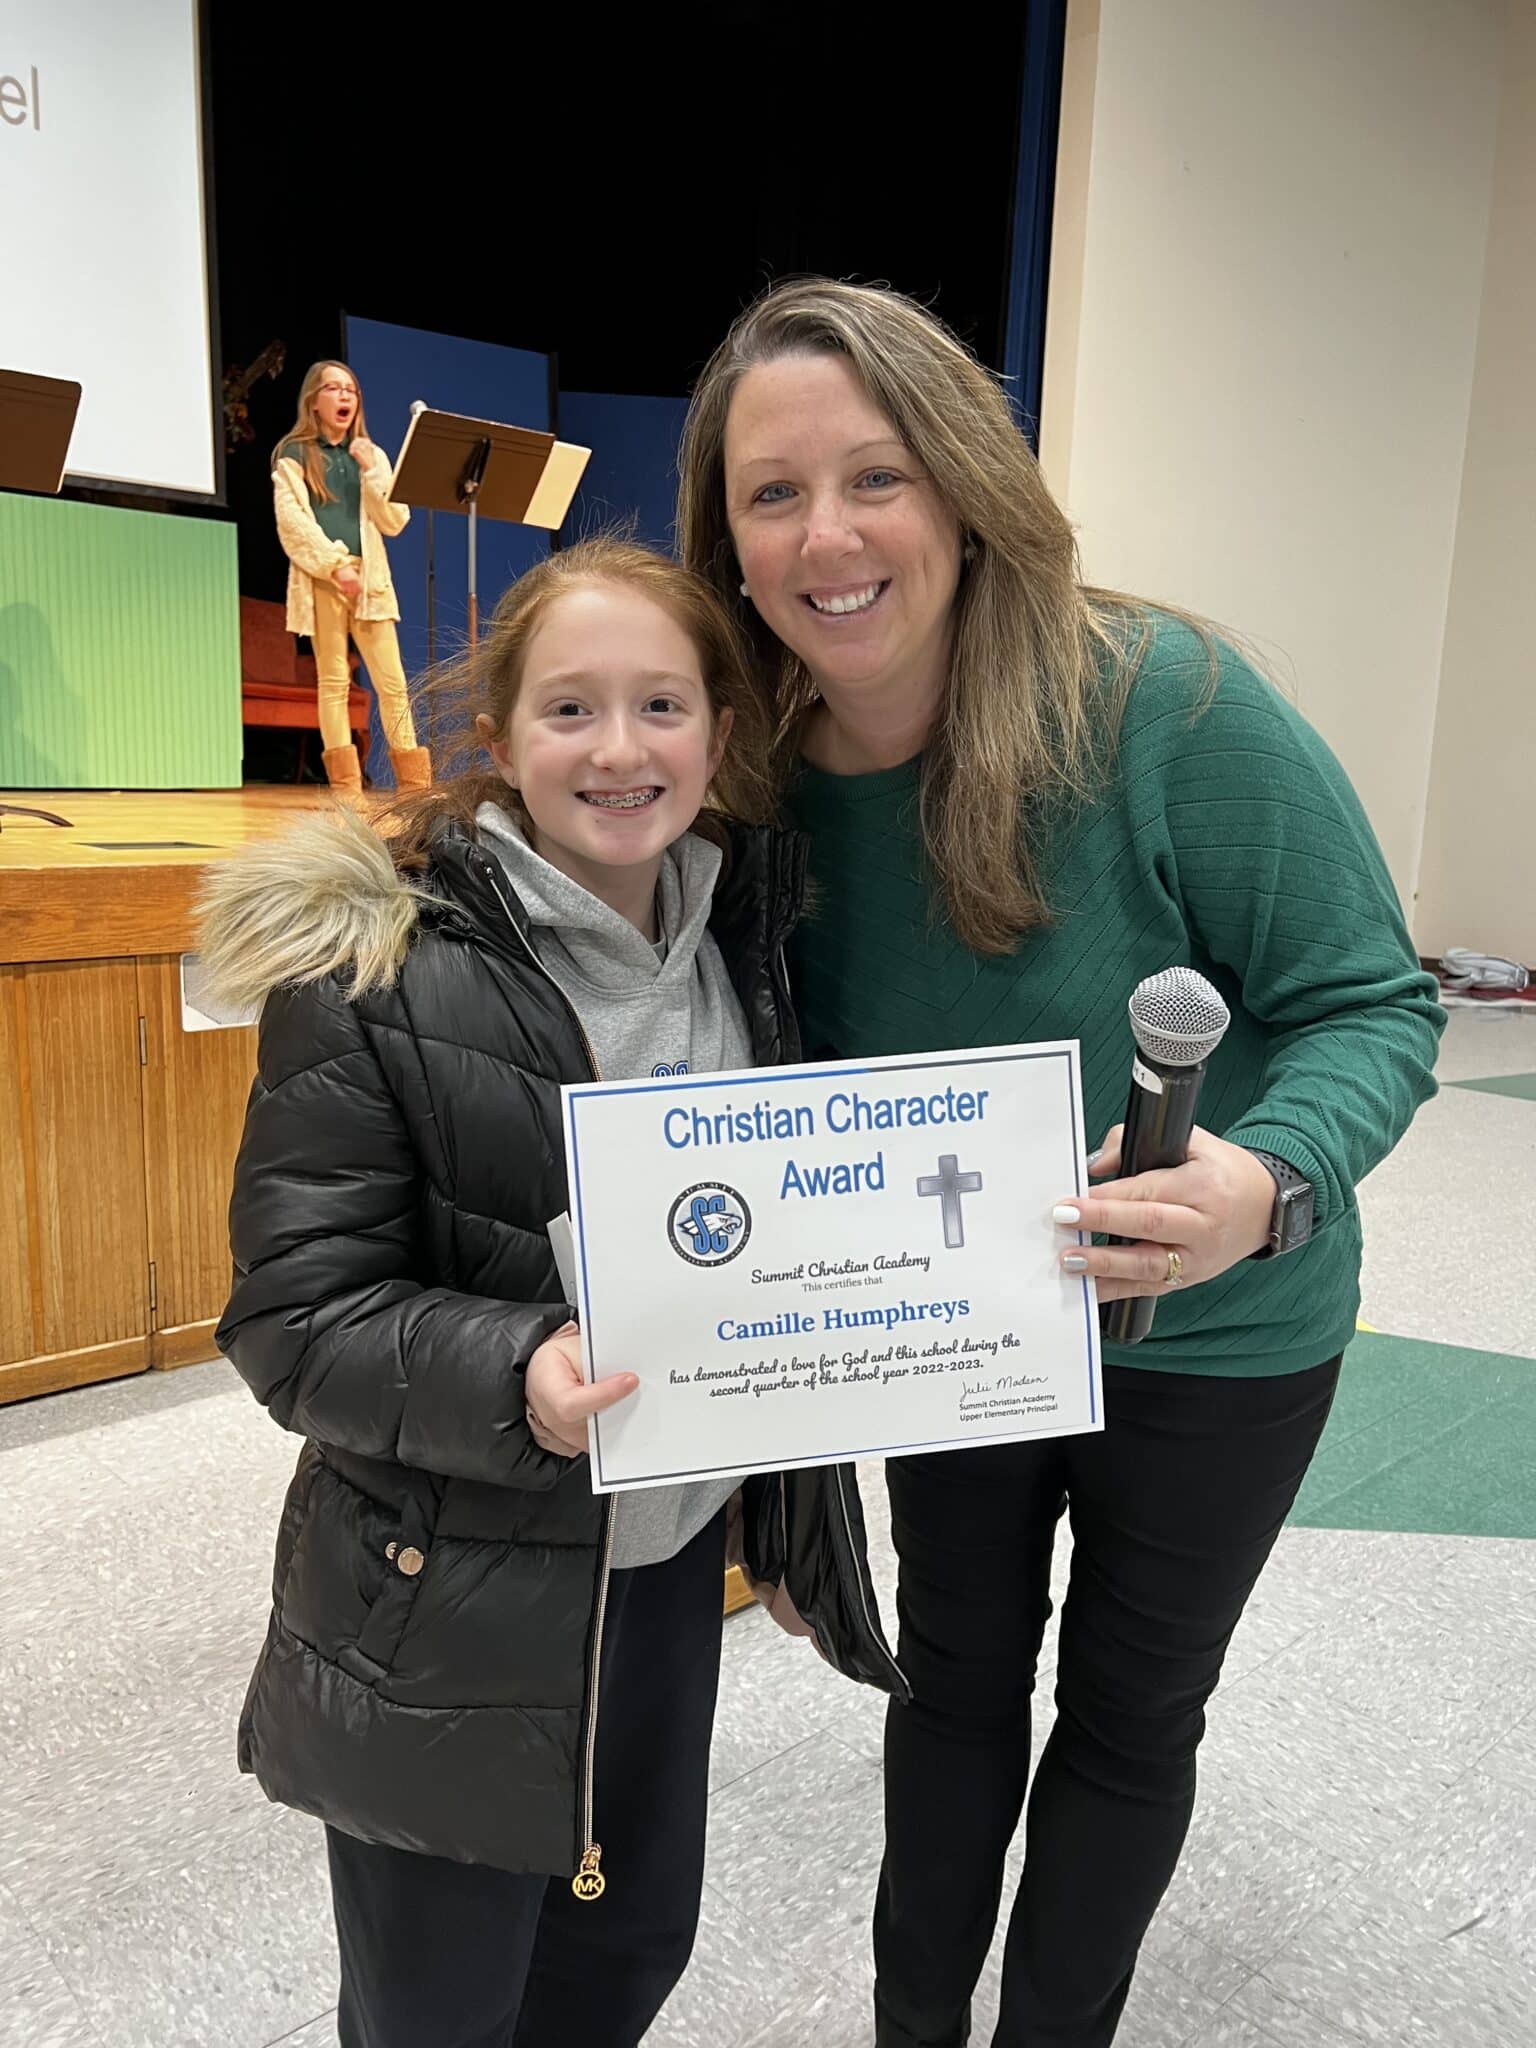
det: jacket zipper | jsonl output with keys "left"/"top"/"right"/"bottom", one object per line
{"left": 474, "top": 851, "right": 614, "bottom": 1898}
{"left": 832, "top": 1466, "right": 908, "bottom": 1695}
{"left": 573, "top": 1505, "right": 617, "bottom": 1900}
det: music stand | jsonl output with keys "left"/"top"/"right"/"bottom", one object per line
{"left": 389, "top": 408, "right": 591, "bottom": 648}
{"left": 0, "top": 369, "right": 82, "bottom": 496}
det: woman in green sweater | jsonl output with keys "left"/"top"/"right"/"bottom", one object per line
{"left": 677, "top": 280, "right": 1443, "bottom": 2048}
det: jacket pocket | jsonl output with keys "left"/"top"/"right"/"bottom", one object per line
{"left": 346, "top": 1481, "right": 437, "bottom": 1682}
{"left": 277, "top": 1460, "right": 433, "bottom": 1686}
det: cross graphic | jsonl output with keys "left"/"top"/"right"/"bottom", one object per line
{"left": 917, "top": 1153, "right": 984, "bottom": 1249}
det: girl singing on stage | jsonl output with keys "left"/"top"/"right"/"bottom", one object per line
{"left": 272, "top": 360, "right": 431, "bottom": 798}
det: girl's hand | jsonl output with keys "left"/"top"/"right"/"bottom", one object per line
{"left": 348, "top": 436, "right": 377, "bottom": 467}
{"left": 525, "top": 1322, "right": 638, "bottom": 1457}
{"left": 333, "top": 564, "right": 362, "bottom": 601}
{"left": 1053, "top": 1125, "right": 1276, "bottom": 1302}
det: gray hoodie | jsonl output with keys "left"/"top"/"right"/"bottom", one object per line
{"left": 477, "top": 805, "right": 752, "bottom": 1569}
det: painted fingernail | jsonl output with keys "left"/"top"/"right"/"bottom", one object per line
{"left": 1052, "top": 1205, "right": 1082, "bottom": 1226}
{"left": 1085, "top": 1148, "right": 1104, "bottom": 1168}
{"left": 1062, "top": 1255, "right": 1089, "bottom": 1273}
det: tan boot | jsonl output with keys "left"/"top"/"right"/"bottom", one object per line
{"left": 390, "top": 745, "right": 433, "bottom": 791}
{"left": 321, "top": 744, "right": 364, "bottom": 806}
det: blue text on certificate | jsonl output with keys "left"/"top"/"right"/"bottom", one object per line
{"left": 716, "top": 1297, "right": 971, "bottom": 1341}
{"left": 661, "top": 1086, "right": 991, "bottom": 1202}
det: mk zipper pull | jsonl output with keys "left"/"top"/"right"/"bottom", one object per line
{"left": 572, "top": 1843, "right": 606, "bottom": 1903}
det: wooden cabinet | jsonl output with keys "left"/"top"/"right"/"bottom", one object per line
{"left": 0, "top": 955, "right": 254, "bottom": 1404}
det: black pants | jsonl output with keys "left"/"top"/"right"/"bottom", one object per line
{"left": 874, "top": 1357, "right": 1340, "bottom": 2048}
{"left": 326, "top": 1511, "right": 726, "bottom": 2048}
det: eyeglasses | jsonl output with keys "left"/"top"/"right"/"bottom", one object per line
{"left": 318, "top": 383, "right": 359, "bottom": 398}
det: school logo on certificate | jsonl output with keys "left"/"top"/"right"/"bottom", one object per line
{"left": 668, "top": 1182, "right": 752, "bottom": 1267}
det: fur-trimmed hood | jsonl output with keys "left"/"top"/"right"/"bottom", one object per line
{"left": 197, "top": 801, "right": 813, "bottom": 1070}
{"left": 194, "top": 805, "right": 436, "bottom": 1015}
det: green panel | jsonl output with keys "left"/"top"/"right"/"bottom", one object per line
{"left": 1289, "top": 1330, "right": 1536, "bottom": 1539}
{"left": 0, "top": 493, "right": 240, "bottom": 788}
{"left": 1450, "top": 1072, "right": 1536, "bottom": 1102}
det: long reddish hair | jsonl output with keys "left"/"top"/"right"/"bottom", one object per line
{"left": 379, "top": 537, "right": 778, "bottom": 875}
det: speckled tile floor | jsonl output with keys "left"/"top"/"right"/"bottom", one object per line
{"left": 0, "top": 1009, "right": 1532, "bottom": 2047}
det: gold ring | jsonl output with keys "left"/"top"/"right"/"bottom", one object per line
{"left": 1165, "top": 1250, "right": 1184, "bottom": 1287}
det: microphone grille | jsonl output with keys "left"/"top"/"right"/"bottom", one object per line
{"left": 1128, "top": 967, "right": 1231, "bottom": 1066}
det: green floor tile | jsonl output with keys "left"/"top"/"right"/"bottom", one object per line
{"left": 1449, "top": 1071, "right": 1536, "bottom": 1101}
{"left": 1457, "top": 1489, "right": 1536, "bottom": 1538}
{"left": 1288, "top": 1330, "right": 1536, "bottom": 1539}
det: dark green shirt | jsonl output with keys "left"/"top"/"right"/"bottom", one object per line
{"left": 281, "top": 437, "right": 362, "bottom": 557}
{"left": 787, "top": 617, "right": 1444, "bottom": 1377}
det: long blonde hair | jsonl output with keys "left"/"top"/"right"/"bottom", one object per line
{"left": 677, "top": 279, "right": 1189, "bottom": 955}
{"left": 272, "top": 360, "right": 370, "bottom": 503}
{"left": 379, "top": 536, "right": 779, "bottom": 876}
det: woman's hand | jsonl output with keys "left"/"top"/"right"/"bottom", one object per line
{"left": 332, "top": 563, "right": 363, "bottom": 601}
{"left": 524, "top": 1322, "right": 638, "bottom": 1457}
{"left": 1054, "top": 1126, "right": 1276, "bottom": 1302}
{"left": 348, "top": 435, "right": 378, "bottom": 468}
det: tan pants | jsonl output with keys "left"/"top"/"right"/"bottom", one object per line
{"left": 311, "top": 565, "right": 418, "bottom": 754}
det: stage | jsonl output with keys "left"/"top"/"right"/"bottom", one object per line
{"left": 0, "top": 786, "right": 328, "bottom": 964}
{"left": 0, "top": 787, "right": 328, "bottom": 1404}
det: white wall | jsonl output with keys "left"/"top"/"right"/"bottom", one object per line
{"left": 1040, "top": 0, "right": 1506, "bottom": 920}
{"left": 1414, "top": 5, "right": 1536, "bottom": 964}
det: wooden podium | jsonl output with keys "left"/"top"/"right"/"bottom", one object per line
{"left": 0, "top": 790, "right": 322, "bottom": 1403}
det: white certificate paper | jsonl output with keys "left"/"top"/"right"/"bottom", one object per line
{"left": 562, "top": 1043, "right": 1103, "bottom": 1492}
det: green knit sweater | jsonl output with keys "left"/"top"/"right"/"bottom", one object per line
{"left": 787, "top": 618, "right": 1445, "bottom": 1376}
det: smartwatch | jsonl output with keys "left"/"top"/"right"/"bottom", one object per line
{"left": 1244, "top": 1149, "right": 1315, "bottom": 1258}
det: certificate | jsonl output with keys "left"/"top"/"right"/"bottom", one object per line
{"left": 561, "top": 1042, "right": 1102, "bottom": 1492}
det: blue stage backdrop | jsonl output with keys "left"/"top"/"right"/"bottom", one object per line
{"left": 1001, "top": 0, "right": 1069, "bottom": 445}
{"left": 560, "top": 392, "right": 689, "bottom": 555}
{"left": 343, "top": 316, "right": 551, "bottom": 785}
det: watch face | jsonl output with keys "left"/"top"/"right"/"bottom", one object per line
{"left": 1278, "top": 1183, "right": 1315, "bottom": 1252}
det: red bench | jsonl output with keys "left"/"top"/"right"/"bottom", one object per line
{"left": 240, "top": 596, "right": 367, "bottom": 777}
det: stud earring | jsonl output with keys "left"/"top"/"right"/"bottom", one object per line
{"left": 739, "top": 580, "right": 750, "bottom": 598}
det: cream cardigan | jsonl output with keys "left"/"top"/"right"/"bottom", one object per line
{"left": 273, "top": 443, "right": 410, "bottom": 635}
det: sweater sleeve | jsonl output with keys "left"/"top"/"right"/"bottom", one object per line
{"left": 216, "top": 979, "right": 573, "bottom": 1488}
{"left": 1127, "top": 641, "right": 1445, "bottom": 1234}
{"left": 272, "top": 459, "right": 351, "bottom": 580}
{"left": 360, "top": 445, "right": 410, "bottom": 539}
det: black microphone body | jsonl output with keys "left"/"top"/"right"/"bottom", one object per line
{"left": 1099, "top": 1050, "right": 1209, "bottom": 1346}
{"left": 1097, "top": 966, "right": 1232, "bottom": 1348}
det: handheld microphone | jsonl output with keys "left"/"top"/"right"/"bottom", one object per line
{"left": 1099, "top": 967, "right": 1231, "bottom": 1346}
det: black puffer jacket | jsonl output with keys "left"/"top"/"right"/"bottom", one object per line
{"left": 207, "top": 807, "right": 904, "bottom": 1878}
